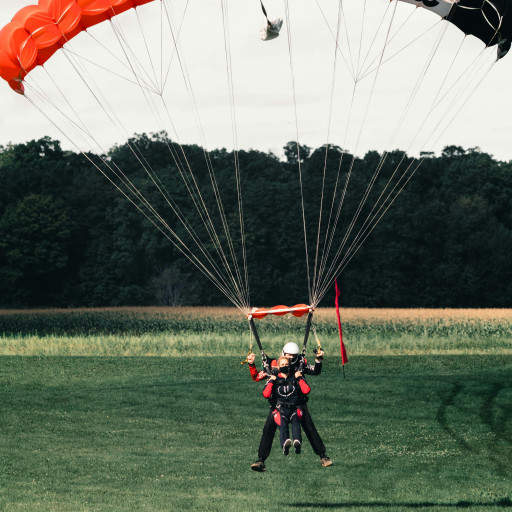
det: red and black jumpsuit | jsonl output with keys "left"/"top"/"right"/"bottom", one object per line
{"left": 249, "top": 357, "right": 327, "bottom": 462}
{"left": 262, "top": 372, "right": 311, "bottom": 448}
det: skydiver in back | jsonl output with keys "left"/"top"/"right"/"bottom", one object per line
{"left": 247, "top": 342, "right": 332, "bottom": 471}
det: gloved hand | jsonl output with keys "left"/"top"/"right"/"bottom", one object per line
{"left": 314, "top": 349, "right": 324, "bottom": 360}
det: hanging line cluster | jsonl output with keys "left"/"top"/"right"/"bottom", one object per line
{"left": 0, "top": 0, "right": 504, "bottom": 316}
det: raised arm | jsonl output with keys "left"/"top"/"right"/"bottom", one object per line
{"left": 247, "top": 353, "right": 274, "bottom": 382}
{"left": 302, "top": 349, "right": 324, "bottom": 376}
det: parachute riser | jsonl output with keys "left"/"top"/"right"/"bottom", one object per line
{"left": 298, "top": 310, "right": 314, "bottom": 373}
{"left": 248, "top": 316, "right": 270, "bottom": 374}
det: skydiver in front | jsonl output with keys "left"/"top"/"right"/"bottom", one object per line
{"left": 262, "top": 356, "right": 310, "bottom": 455}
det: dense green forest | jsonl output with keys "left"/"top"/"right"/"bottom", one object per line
{"left": 1, "top": 134, "right": 511, "bottom": 308}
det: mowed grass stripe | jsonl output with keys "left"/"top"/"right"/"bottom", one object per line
{"left": 1, "top": 332, "right": 512, "bottom": 357}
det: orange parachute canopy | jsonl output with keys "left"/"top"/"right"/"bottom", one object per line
{"left": 249, "top": 304, "right": 311, "bottom": 320}
{"left": 0, "top": 0, "right": 155, "bottom": 93}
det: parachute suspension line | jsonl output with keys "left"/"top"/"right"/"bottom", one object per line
{"left": 313, "top": 0, "right": 389, "bottom": 304}
{"left": 312, "top": 0, "right": 344, "bottom": 300}
{"left": 329, "top": 15, "right": 450, "bottom": 239}
{"left": 158, "top": 0, "right": 250, "bottom": 308}
{"left": 318, "top": 28, "right": 468, "bottom": 296}
{"left": 192, "top": 0, "right": 249, "bottom": 308}
{"left": 313, "top": 1, "right": 423, "bottom": 305}
{"left": 161, "top": 0, "right": 191, "bottom": 92}
{"left": 94, "top": 23, "right": 247, "bottom": 308}
{"left": 346, "top": 0, "right": 396, "bottom": 153}
{"left": 330, "top": 167, "right": 423, "bottom": 291}
{"left": 220, "top": 0, "right": 251, "bottom": 310}
{"left": 427, "top": 54, "right": 496, "bottom": 150}
{"left": 431, "top": 44, "right": 487, "bottom": 113}
{"left": 314, "top": 0, "right": 356, "bottom": 82}
{"left": 337, "top": 0, "right": 356, "bottom": 79}
{"left": 349, "top": 41, "right": 491, "bottom": 259}
{"left": 312, "top": 140, "right": 352, "bottom": 306}
{"left": 314, "top": 0, "right": 388, "bottom": 305}
{"left": 155, "top": 93, "right": 251, "bottom": 310}
{"left": 314, "top": 11, "right": 434, "bottom": 296}
{"left": 108, "top": 15, "right": 161, "bottom": 94}
{"left": 67, "top": 29, "right": 159, "bottom": 93}
{"left": 358, "top": 7, "right": 431, "bottom": 81}
{"left": 284, "top": 0, "right": 312, "bottom": 304}
{"left": 480, "top": 1, "right": 502, "bottom": 38}
{"left": 384, "top": 18, "right": 450, "bottom": 151}
{"left": 34, "top": 69, "right": 96, "bottom": 143}
{"left": 122, "top": 0, "right": 248, "bottom": 307}
{"left": 313, "top": 162, "right": 424, "bottom": 306}
{"left": 134, "top": 7, "right": 160, "bottom": 92}
{"left": 160, "top": 0, "right": 164, "bottom": 90}
{"left": 349, "top": 34, "right": 480, "bottom": 222}
{"left": 313, "top": 2, "right": 472, "bottom": 304}
{"left": 314, "top": 51, "right": 496, "bottom": 306}
{"left": 310, "top": 0, "right": 400, "bottom": 306}
{"left": 355, "top": 0, "right": 394, "bottom": 80}
{"left": 314, "top": 19, "right": 448, "bottom": 301}
{"left": 62, "top": 46, "right": 158, "bottom": 93}
{"left": 58, "top": 22, "right": 250, "bottom": 309}
{"left": 41, "top": 72, "right": 245, "bottom": 308}
{"left": 395, "top": 33, "right": 468, "bottom": 157}
{"left": 350, "top": 56, "right": 497, "bottom": 278}
{"left": 355, "top": 0, "right": 368, "bottom": 79}
{"left": 152, "top": 103, "right": 250, "bottom": 303}
{"left": 33, "top": 79, "right": 192, "bottom": 263}
{"left": 22, "top": 91, "right": 248, "bottom": 312}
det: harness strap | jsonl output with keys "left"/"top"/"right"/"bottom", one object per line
{"left": 248, "top": 316, "right": 270, "bottom": 374}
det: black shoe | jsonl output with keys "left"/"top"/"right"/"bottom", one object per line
{"left": 251, "top": 460, "right": 266, "bottom": 472}
{"left": 283, "top": 439, "right": 291, "bottom": 455}
{"left": 293, "top": 439, "right": 301, "bottom": 454}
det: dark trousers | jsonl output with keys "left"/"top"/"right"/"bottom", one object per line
{"left": 278, "top": 406, "right": 301, "bottom": 447}
{"left": 257, "top": 403, "right": 325, "bottom": 461}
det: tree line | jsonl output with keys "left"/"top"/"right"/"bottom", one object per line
{"left": 1, "top": 134, "right": 511, "bottom": 308}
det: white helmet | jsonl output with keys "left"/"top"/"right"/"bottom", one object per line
{"left": 282, "top": 342, "right": 300, "bottom": 356}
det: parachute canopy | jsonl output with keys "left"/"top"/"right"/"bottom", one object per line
{"left": 402, "top": 0, "right": 512, "bottom": 58}
{"left": 0, "top": 0, "right": 156, "bottom": 93}
{"left": 1, "top": 0, "right": 511, "bottom": 95}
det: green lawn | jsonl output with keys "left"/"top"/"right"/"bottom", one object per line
{"left": 1, "top": 355, "right": 511, "bottom": 511}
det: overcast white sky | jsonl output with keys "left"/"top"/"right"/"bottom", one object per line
{"left": 1, "top": 0, "right": 512, "bottom": 160}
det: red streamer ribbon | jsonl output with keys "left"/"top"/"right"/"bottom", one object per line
{"left": 335, "top": 278, "right": 348, "bottom": 368}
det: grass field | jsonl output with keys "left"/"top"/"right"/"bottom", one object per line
{"left": 0, "top": 308, "right": 511, "bottom": 511}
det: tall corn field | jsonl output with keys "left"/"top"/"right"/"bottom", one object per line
{"left": 1, "top": 307, "right": 511, "bottom": 357}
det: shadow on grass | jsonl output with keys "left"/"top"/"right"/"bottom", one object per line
{"left": 288, "top": 498, "right": 512, "bottom": 508}
{"left": 436, "top": 382, "right": 471, "bottom": 451}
